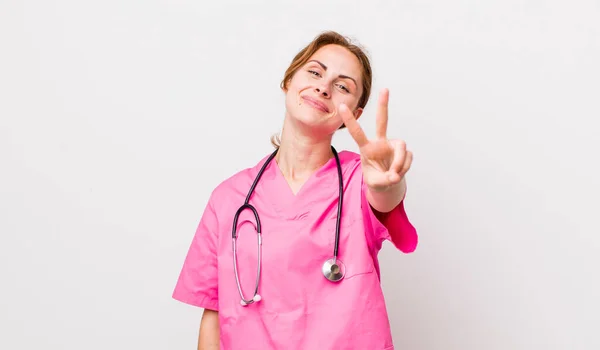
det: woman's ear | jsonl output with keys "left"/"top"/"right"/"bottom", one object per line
{"left": 354, "top": 107, "right": 363, "bottom": 120}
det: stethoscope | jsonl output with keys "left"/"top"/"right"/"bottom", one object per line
{"left": 232, "top": 145, "right": 345, "bottom": 306}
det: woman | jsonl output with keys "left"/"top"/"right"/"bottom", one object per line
{"left": 173, "top": 31, "right": 418, "bottom": 350}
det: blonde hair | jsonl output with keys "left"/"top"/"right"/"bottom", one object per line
{"left": 271, "top": 31, "right": 373, "bottom": 148}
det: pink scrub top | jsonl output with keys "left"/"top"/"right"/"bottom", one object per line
{"left": 172, "top": 150, "right": 418, "bottom": 350}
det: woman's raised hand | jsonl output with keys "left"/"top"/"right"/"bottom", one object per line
{"left": 339, "top": 88, "right": 413, "bottom": 192}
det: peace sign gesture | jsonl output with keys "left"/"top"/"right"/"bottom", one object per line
{"left": 339, "top": 88, "right": 413, "bottom": 192}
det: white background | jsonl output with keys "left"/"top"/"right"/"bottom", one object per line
{"left": 1, "top": 0, "right": 599, "bottom": 349}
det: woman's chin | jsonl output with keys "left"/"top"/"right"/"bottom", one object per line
{"left": 284, "top": 99, "right": 340, "bottom": 133}
{"left": 290, "top": 112, "right": 340, "bottom": 134}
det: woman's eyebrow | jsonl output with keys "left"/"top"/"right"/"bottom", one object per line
{"left": 307, "top": 59, "right": 357, "bottom": 87}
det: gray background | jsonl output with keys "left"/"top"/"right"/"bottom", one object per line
{"left": 1, "top": 0, "right": 599, "bottom": 349}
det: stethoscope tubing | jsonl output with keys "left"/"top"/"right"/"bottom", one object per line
{"left": 231, "top": 146, "right": 343, "bottom": 305}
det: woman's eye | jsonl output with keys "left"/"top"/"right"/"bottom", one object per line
{"left": 337, "top": 84, "right": 349, "bottom": 92}
{"left": 308, "top": 70, "right": 321, "bottom": 77}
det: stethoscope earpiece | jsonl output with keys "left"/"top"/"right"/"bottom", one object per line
{"left": 240, "top": 294, "right": 262, "bottom": 307}
{"left": 232, "top": 146, "right": 345, "bottom": 306}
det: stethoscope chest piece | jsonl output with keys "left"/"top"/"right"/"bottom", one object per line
{"left": 322, "top": 257, "right": 345, "bottom": 282}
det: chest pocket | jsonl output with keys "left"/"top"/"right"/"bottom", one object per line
{"left": 320, "top": 212, "right": 375, "bottom": 279}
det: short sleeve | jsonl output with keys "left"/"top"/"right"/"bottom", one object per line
{"left": 361, "top": 178, "right": 418, "bottom": 254}
{"left": 172, "top": 198, "right": 219, "bottom": 311}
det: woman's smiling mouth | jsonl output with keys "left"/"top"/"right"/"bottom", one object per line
{"left": 301, "top": 95, "right": 330, "bottom": 113}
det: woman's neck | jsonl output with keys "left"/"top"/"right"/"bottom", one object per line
{"left": 274, "top": 119, "right": 334, "bottom": 186}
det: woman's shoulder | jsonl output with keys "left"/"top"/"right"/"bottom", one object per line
{"left": 337, "top": 149, "right": 364, "bottom": 179}
{"left": 206, "top": 153, "right": 273, "bottom": 203}
{"left": 338, "top": 149, "right": 361, "bottom": 165}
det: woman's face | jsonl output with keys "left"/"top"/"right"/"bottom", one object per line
{"left": 284, "top": 44, "right": 364, "bottom": 136}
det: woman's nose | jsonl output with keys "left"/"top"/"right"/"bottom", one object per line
{"left": 315, "top": 86, "right": 329, "bottom": 97}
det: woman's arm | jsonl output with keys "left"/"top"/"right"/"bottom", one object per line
{"left": 366, "top": 177, "right": 407, "bottom": 213}
{"left": 198, "top": 309, "right": 220, "bottom": 350}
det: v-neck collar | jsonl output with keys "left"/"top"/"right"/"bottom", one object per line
{"left": 256, "top": 152, "right": 340, "bottom": 220}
